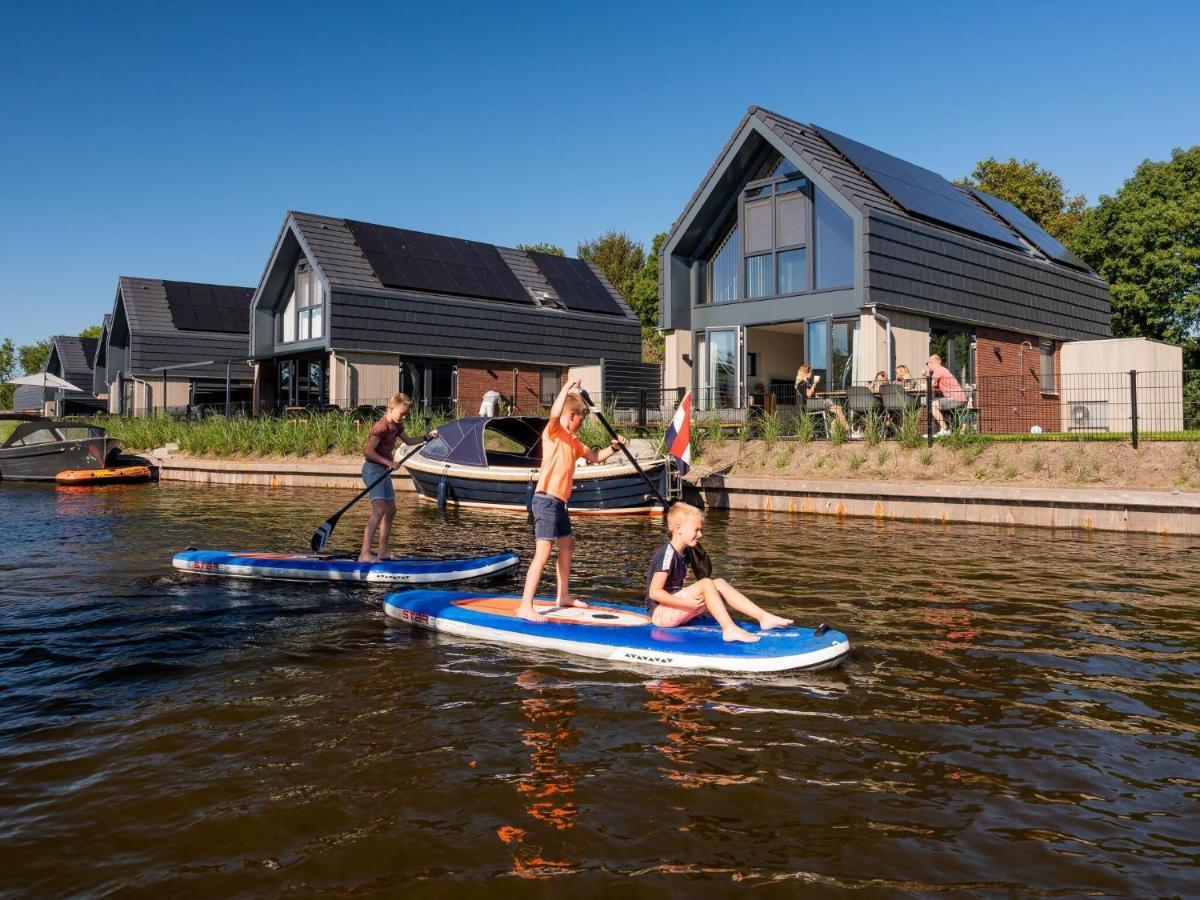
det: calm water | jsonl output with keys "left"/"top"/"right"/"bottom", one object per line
{"left": 1, "top": 481, "right": 1197, "bottom": 897}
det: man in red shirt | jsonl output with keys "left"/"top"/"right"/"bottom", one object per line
{"left": 924, "top": 354, "right": 967, "bottom": 436}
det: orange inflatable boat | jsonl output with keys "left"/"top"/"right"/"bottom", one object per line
{"left": 55, "top": 465, "right": 153, "bottom": 485}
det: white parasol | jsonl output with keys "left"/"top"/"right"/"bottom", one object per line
{"left": 5, "top": 372, "right": 83, "bottom": 392}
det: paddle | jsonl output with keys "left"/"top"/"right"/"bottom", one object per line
{"left": 578, "top": 389, "right": 712, "bottom": 579}
{"left": 310, "top": 441, "right": 427, "bottom": 553}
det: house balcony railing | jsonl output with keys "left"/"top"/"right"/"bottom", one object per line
{"left": 693, "top": 370, "right": 1200, "bottom": 446}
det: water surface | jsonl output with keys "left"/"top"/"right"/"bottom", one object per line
{"left": 1, "top": 482, "right": 1197, "bottom": 896}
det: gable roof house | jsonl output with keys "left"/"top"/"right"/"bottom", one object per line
{"left": 104, "top": 277, "right": 255, "bottom": 415}
{"left": 249, "top": 211, "right": 642, "bottom": 414}
{"left": 659, "top": 106, "right": 1112, "bottom": 432}
{"left": 11, "top": 334, "right": 103, "bottom": 416}
{"left": 92, "top": 314, "right": 113, "bottom": 397}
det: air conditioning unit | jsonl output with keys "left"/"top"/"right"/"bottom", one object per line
{"left": 1068, "top": 400, "right": 1108, "bottom": 432}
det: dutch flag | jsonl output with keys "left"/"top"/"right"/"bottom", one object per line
{"left": 663, "top": 391, "right": 692, "bottom": 474}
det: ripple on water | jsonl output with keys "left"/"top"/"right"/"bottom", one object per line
{"left": 0, "top": 484, "right": 1197, "bottom": 894}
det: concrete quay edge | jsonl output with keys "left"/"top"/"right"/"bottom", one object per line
{"left": 152, "top": 455, "right": 1200, "bottom": 535}
{"left": 696, "top": 475, "right": 1200, "bottom": 536}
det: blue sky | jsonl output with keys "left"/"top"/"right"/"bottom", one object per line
{"left": 1, "top": 0, "right": 1195, "bottom": 349}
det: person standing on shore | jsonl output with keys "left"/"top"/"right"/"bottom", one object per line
{"left": 359, "top": 393, "right": 431, "bottom": 563}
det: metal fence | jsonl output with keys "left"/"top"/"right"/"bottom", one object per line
{"left": 692, "top": 370, "right": 1200, "bottom": 446}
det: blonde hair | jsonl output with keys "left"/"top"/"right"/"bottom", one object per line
{"left": 795, "top": 364, "right": 812, "bottom": 382}
{"left": 388, "top": 392, "right": 412, "bottom": 410}
{"left": 667, "top": 502, "right": 703, "bottom": 533}
{"left": 562, "top": 392, "right": 589, "bottom": 417}
{"left": 894, "top": 365, "right": 911, "bottom": 379}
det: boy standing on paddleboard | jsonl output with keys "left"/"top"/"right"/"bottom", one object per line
{"left": 359, "top": 393, "right": 431, "bottom": 563}
{"left": 517, "top": 379, "right": 626, "bottom": 623}
{"left": 646, "top": 503, "right": 792, "bottom": 643}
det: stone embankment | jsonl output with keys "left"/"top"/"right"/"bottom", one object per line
{"left": 148, "top": 446, "right": 1200, "bottom": 536}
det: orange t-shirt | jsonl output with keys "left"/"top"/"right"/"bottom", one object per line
{"left": 535, "top": 416, "right": 588, "bottom": 501}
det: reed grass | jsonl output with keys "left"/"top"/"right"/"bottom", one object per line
{"left": 103, "top": 410, "right": 455, "bottom": 457}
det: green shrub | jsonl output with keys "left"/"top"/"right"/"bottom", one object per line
{"left": 918, "top": 448, "right": 933, "bottom": 466}
{"left": 760, "top": 410, "right": 782, "bottom": 449}
{"left": 792, "top": 411, "right": 815, "bottom": 445}
{"left": 848, "top": 451, "right": 867, "bottom": 471}
{"left": 863, "top": 409, "right": 885, "bottom": 446}
{"left": 897, "top": 407, "right": 923, "bottom": 449}
{"left": 829, "top": 419, "right": 848, "bottom": 447}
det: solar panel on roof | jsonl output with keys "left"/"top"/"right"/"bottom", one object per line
{"left": 345, "top": 220, "right": 532, "bottom": 305}
{"left": 163, "top": 282, "right": 253, "bottom": 334}
{"left": 528, "top": 253, "right": 624, "bottom": 316}
{"left": 970, "top": 190, "right": 1090, "bottom": 270}
{"left": 815, "top": 126, "right": 1025, "bottom": 250}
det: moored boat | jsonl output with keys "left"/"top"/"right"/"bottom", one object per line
{"left": 403, "top": 416, "right": 668, "bottom": 515}
{"left": 0, "top": 418, "right": 127, "bottom": 482}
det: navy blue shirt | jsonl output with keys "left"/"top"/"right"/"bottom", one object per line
{"left": 645, "top": 542, "right": 690, "bottom": 610}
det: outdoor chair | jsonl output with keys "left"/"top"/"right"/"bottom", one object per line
{"left": 880, "top": 382, "right": 917, "bottom": 435}
{"left": 845, "top": 386, "right": 881, "bottom": 436}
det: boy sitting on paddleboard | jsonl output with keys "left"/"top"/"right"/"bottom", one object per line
{"left": 359, "top": 393, "right": 432, "bottom": 563}
{"left": 517, "top": 379, "right": 626, "bottom": 623}
{"left": 647, "top": 503, "right": 792, "bottom": 643}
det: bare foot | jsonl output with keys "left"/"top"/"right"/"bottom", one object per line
{"left": 358, "top": 553, "right": 379, "bottom": 563}
{"left": 758, "top": 614, "right": 794, "bottom": 631}
{"left": 556, "top": 597, "right": 589, "bottom": 609}
{"left": 516, "top": 603, "right": 548, "bottom": 624}
{"left": 377, "top": 554, "right": 394, "bottom": 561}
{"left": 722, "top": 625, "right": 760, "bottom": 643}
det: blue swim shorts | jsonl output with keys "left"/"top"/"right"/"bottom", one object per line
{"left": 531, "top": 492, "right": 572, "bottom": 541}
{"left": 362, "top": 461, "right": 395, "bottom": 502}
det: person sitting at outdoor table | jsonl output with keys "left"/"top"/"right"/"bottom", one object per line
{"left": 893, "top": 364, "right": 917, "bottom": 391}
{"left": 794, "top": 365, "right": 850, "bottom": 431}
{"left": 923, "top": 354, "right": 968, "bottom": 437}
{"left": 867, "top": 370, "right": 889, "bottom": 394}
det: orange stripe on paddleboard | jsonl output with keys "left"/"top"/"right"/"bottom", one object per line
{"left": 451, "top": 597, "right": 651, "bottom": 626}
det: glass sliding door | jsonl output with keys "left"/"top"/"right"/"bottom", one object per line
{"left": 831, "top": 318, "right": 859, "bottom": 390}
{"left": 705, "top": 327, "right": 743, "bottom": 410}
{"left": 806, "top": 319, "right": 829, "bottom": 387}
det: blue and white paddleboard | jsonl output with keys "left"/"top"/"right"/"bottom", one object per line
{"left": 173, "top": 549, "right": 520, "bottom": 585}
{"left": 384, "top": 590, "right": 850, "bottom": 673}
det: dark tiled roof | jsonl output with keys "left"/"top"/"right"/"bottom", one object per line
{"left": 665, "top": 105, "right": 1100, "bottom": 278}
{"left": 288, "top": 212, "right": 635, "bottom": 321}
{"left": 48, "top": 335, "right": 98, "bottom": 393}
{"left": 114, "top": 277, "right": 254, "bottom": 379}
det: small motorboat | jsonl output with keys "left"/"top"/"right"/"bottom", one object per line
{"left": 0, "top": 417, "right": 127, "bottom": 482}
{"left": 403, "top": 416, "right": 669, "bottom": 515}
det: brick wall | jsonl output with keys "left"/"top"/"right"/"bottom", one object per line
{"left": 456, "top": 360, "right": 563, "bottom": 415}
{"left": 974, "top": 326, "right": 1062, "bottom": 433}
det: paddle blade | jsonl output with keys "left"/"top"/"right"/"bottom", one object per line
{"left": 690, "top": 542, "right": 713, "bottom": 580}
{"left": 311, "top": 519, "right": 335, "bottom": 553}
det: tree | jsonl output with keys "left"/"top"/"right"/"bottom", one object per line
{"left": 517, "top": 242, "right": 565, "bottom": 256}
{"left": 0, "top": 338, "right": 15, "bottom": 410}
{"left": 957, "top": 157, "right": 1089, "bottom": 243}
{"left": 628, "top": 232, "right": 669, "bottom": 362}
{"left": 79, "top": 324, "right": 103, "bottom": 339}
{"left": 19, "top": 338, "right": 51, "bottom": 376}
{"left": 1071, "top": 146, "right": 1200, "bottom": 353}
{"left": 577, "top": 230, "right": 645, "bottom": 303}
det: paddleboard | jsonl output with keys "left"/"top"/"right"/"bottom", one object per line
{"left": 173, "top": 549, "right": 520, "bottom": 584}
{"left": 384, "top": 590, "right": 850, "bottom": 673}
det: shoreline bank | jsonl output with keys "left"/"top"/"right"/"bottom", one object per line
{"left": 151, "top": 452, "right": 1200, "bottom": 536}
